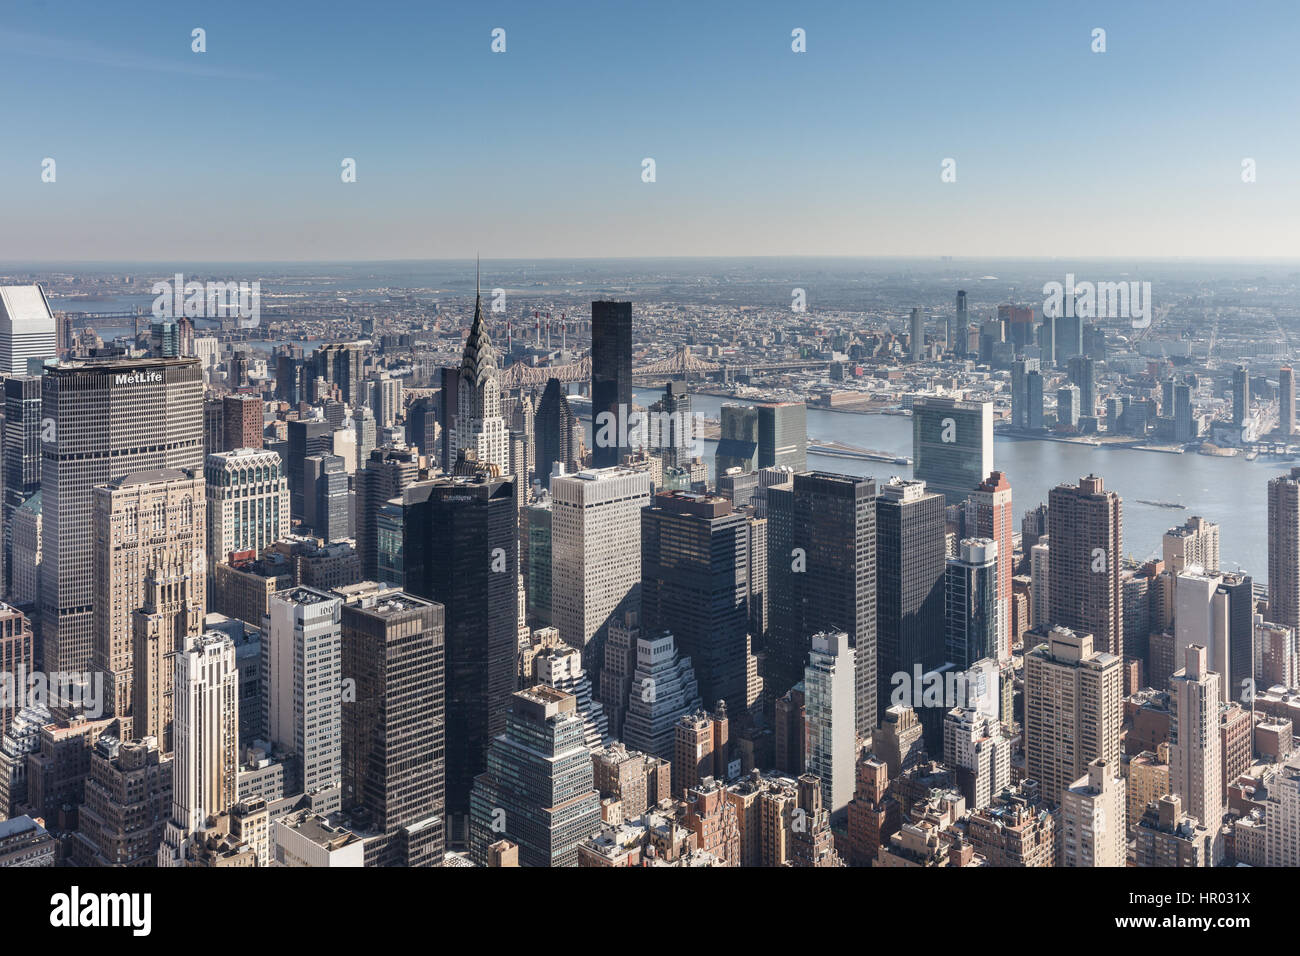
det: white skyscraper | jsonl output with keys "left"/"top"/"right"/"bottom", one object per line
{"left": 0, "top": 284, "right": 56, "bottom": 375}
{"left": 943, "top": 707, "right": 1012, "bottom": 811}
{"left": 159, "top": 631, "right": 239, "bottom": 865}
{"left": 803, "top": 631, "right": 856, "bottom": 822}
{"left": 621, "top": 631, "right": 702, "bottom": 759}
{"left": 264, "top": 587, "right": 343, "bottom": 813}
{"left": 550, "top": 466, "right": 652, "bottom": 664}
{"left": 1169, "top": 644, "right": 1224, "bottom": 863}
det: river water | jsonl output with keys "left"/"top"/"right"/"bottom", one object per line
{"left": 633, "top": 388, "right": 1279, "bottom": 581}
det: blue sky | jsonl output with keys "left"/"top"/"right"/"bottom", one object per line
{"left": 2, "top": 0, "right": 1298, "bottom": 260}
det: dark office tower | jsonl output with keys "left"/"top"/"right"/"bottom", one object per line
{"left": 875, "top": 478, "right": 946, "bottom": 723}
{"left": 204, "top": 398, "right": 225, "bottom": 456}
{"left": 1161, "top": 377, "right": 1176, "bottom": 414}
{"left": 1027, "top": 370, "right": 1045, "bottom": 430}
{"left": 791, "top": 472, "right": 878, "bottom": 740}
{"left": 758, "top": 402, "right": 808, "bottom": 472}
{"left": 355, "top": 446, "right": 420, "bottom": 581}
{"left": 952, "top": 291, "right": 968, "bottom": 357}
{"left": 229, "top": 350, "right": 249, "bottom": 389}
{"left": 1048, "top": 475, "right": 1124, "bottom": 661}
{"left": 468, "top": 687, "right": 600, "bottom": 867}
{"left": 1267, "top": 467, "right": 1300, "bottom": 633}
{"left": 314, "top": 455, "right": 350, "bottom": 542}
{"left": 978, "top": 319, "right": 1002, "bottom": 364}
{"left": 3, "top": 376, "right": 42, "bottom": 600}
{"left": 640, "top": 492, "right": 750, "bottom": 712}
{"left": 999, "top": 305, "right": 1034, "bottom": 350}
{"left": 909, "top": 308, "right": 925, "bottom": 362}
{"left": 1037, "top": 311, "right": 1057, "bottom": 366}
{"left": 1056, "top": 312, "right": 1083, "bottom": 362}
{"left": 340, "top": 586, "right": 446, "bottom": 867}
{"left": 716, "top": 403, "right": 759, "bottom": 473}
{"left": 591, "top": 300, "right": 633, "bottom": 467}
{"left": 315, "top": 343, "right": 364, "bottom": 407}
{"left": 398, "top": 473, "right": 517, "bottom": 844}
{"left": 275, "top": 354, "right": 304, "bottom": 406}
{"left": 911, "top": 397, "right": 993, "bottom": 507}
{"left": 650, "top": 380, "right": 692, "bottom": 468}
{"left": 946, "top": 538, "right": 999, "bottom": 669}
{"left": 1173, "top": 380, "right": 1196, "bottom": 442}
{"left": 405, "top": 396, "right": 438, "bottom": 460}
{"left": 222, "top": 394, "right": 263, "bottom": 451}
{"left": 287, "top": 419, "right": 334, "bottom": 524}
{"left": 1217, "top": 573, "right": 1254, "bottom": 701}
{"left": 1068, "top": 355, "right": 1096, "bottom": 420}
{"left": 437, "top": 366, "right": 460, "bottom": 473}
{"left": 1011, "top": 358, "right": 1040, "bottom": 429}
{"left": 42, "top": 357, "right": 203, "bottom": 677}
{"left": 534, "top": 377, "right": 578, "bottom": 489}
{"left": 1083, "top": 323, "right": 1106, "bottom": 361}
{"left": 1232, "top": 366, "right": 1250, "bottom": 428}
{"left": 1022, "top": 503, "right": 1049, "bottom": 551}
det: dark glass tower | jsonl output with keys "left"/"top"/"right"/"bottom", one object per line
{"left": 287, "top": 419, "right": 333, "bottom": 524}
{"left": 3, "top": 375, "right": 41, "bottom": 599}
{"left": 769, "top": 472, "right": 878, "bottom": 739}
{"left": 591, "top": 300, "right": 632, "bottom": 467}
{"left": 340, "top": 588, "right": 446, "bottom": 867}
{"left": 640, "top": 491, "right": 750, "bottom": 712}
{"left": 398, "top": 472, "right": 517, "bottom": 846}
{"left": 534, "top": 377, "right": 577, "bottom": 488}
{"left": 875, "top": 478, "right": 947, "bottom": 724}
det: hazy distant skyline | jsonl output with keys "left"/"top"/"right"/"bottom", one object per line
{"left": 4, "top": 0, "right": 1299, "bottom": 261}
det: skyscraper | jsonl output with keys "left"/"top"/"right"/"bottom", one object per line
{"left": 952, "top": 290, "right": 968, "bottom": 357}
{"left": 715, "top": 403, "right": 759, "bottom": 473}
{"left": 966, "top": 471, "right": 1014, "bottom": 660}
{"left": 1281, "top": 366, "right": 1296, "bottom": 437}
{"left": 874, "top": 478, "right": 946, "bottom": 724}
{"left": 640, "top": 491, "right": 749, "bottom": 711}
{"left": 1048, "top": 475, "right": 1124, "bottom": 660}
{"left": 533, "top": 378, "right": 578, "bottom": 489}
{"left": 1061, "top": 758, "right": 1126, "bottom": 867}
{"left": 773, "top": 472, "right": 878, "bottom": 740}
{"left": 945, "top": 538, "right": 999, "bottom": 670}
{"left": 355, "top": 445, "right": 419, "bottom": 581}
{"left": 1232, "top": 365, "right": 1250, "bottom": 428}
{"left": 550, "top": 466, "right": 651, "bottom": 666}
{"left": 1267, "top": 467, "right": 1300, "bottom": 633}
{"left": 591, "top": 300, "right": 633, "bottom": 468}
{"left": 42, "top": 357, "right": 204, "bottom": 677}
{"left": 757, "top": 402, "right": 807, "bottom": 472}
{"left": 911, "top": 397, "right": 993, "bottom": 507}
{"left": 264, "top": 588, "right": 343, "bottom": 812}
{"left": 2, "top": 376, "right": 42, "bottom": 600}
{"left": 221, "top": 394, "right": 263, "bottom": 452}
{"left": 1163, "top": 515, "right": 1220, "bottom": 575}
{"left": 0, "top": 285, "right": 56, "bottom": 376}
{"left": 205, "top": 448, "right": 289, "bottom": 574}
{"left": 398, "top": 473, "right": 517, "bottom": 842}
{"left": 1024, "top": 626, "right": 1122, "bottom": 808}
{"left": 452, "top": 277, "right": 509, "bottom": 473}
{"left": 1168, "top": 645, "right": 1224, "bottom": 862}
{"left": 159, "top": 631, "right": 239, "bottom": 865}
{"left": 1068, "top": 355, "right": 1096, "bottom": 421}
{"left": 340, "top": 585, "right": 445, "bottom": 867}
{"left": 804, "top": 631, "right": 856, "bottom": 822}
{"left": 909, "top": 308, "right": 924, "bottom": 362}
{"left": 620, "top": 629, "right": 703, "bottom": 758}
{"left": 287, "top": 419, "right": 334, "bottom": 525}
{"left": 93, "top": 468, "right": 206, "bottom": 745}
{"left": 468, "top": 686, "right": 601, "bottom": 867}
